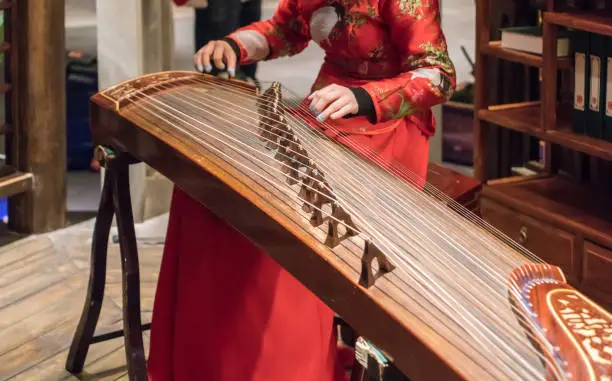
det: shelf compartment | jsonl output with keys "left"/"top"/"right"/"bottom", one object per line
{"left": 480, "top": 41, "right": 570, "bottom": 69}
{"left": 545, "top": 12, "right": 612, "bottom": 37}
{"left": 477, "top": 102, "right": 612, "bottom": 162}
{"left": 482, "top": 175, "right": 612, "bottom": 249}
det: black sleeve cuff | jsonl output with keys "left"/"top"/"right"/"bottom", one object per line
{"left": 223, "top": 37, "right": 241, "bottom": 62}
{"left": 348, "top": 87, "right": 376, "bottom": 122}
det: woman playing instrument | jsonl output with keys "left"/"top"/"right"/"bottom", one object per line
{"left": 149, "top": 1, "right": 455, "bottom": 380}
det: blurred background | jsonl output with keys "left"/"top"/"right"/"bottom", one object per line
{"left": 63, "top": 0, "right": 476, "bottom": 223}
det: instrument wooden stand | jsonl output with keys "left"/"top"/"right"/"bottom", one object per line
{"left": 65, "top": 146, "right": 149, "bottom": 381}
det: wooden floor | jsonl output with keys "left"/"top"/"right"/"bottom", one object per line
{"left": 0, "top": 215, "right": 168, "bottom": 380}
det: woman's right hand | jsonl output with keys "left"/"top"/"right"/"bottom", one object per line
{"left": 194, "top": 40, "right": 237, "bottom": 77}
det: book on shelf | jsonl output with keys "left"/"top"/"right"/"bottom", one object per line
{"left": 587, "top": 33, "right": 606, "bottom": 139}
{"left": 573, "top": 31, "right": 590, "bottom": 134}
{"left": 500, "top": 26, "right": 570, "bottom": 57}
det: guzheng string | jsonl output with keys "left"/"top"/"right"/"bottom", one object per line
{"left": 155, "top": 81, "right": 560, "bottom": 368}
{"left": 128, "top": 78, "right": 556, "bottom": 362}
{"left": 120, "top": 78, "right": 566, "bottom": 380}
{"left": 197, "top": 77, "right": 545, "bottom": 263}
{"left": 125, "top": 78, "right": 564, "bottom": 378}
{"left": 187, "top": 79, "right": 537, "bottom": 259}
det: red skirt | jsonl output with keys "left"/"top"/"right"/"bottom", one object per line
{"left": 148, "top": 118, "right": 429, "bottom": 381}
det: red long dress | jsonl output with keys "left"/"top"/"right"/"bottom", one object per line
{"left": 149, "top": 1, "right": 455, "bottom": 380}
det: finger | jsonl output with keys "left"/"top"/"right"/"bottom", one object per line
{"left": 199, "top": 43, "right": 214, "bottom": 72}
{"left": 330, "top": 104, "right": 355, "bottom": 120}
{"left": 194, "top": 51, "right": 205, "bottom": 72}
{"left": 308, "top": 85, "right": 338, "bottom": 105}
{"left": 317, "top": 98, "right": 346, "bottom": 122}
{"left": 310, "top": 89, "right": 341, "bottom": 114}
{"left": 212, "top": 43, "right": 226, "bottom": 70}
{"left": 225, "top": 46, "right": 237, "bottom": 77}
{"left": 193, "top": 51, "right": 201, "bottom": 71}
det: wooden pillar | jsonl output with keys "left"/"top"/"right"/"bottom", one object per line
{"left": 9, "top": 0, "right": 67, "bottom": 233}
{"left": 473, "top": 0, "right": 490, "bottom": 181}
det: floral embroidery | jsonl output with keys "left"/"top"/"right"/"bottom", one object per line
{"left": 343, "top": 11, "right": 370, "bottom": 39}
{"left": 385, "top": 94, "right": 415, "bottom": 119}
{"left": 405, "top": 41, "right": 455, "bottom": 76}
{"left": 232, "top": 0, "right": 456, "bottom": 127}
{"left": 396, "top": 0, "right": 424, "bottom": 18}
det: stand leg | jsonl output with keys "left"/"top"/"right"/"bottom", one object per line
{"left": 113, "top": 159, "right": 147, "bottom": 380}
{"left": 66, "top": 162, "right": 115, "bottom": 373}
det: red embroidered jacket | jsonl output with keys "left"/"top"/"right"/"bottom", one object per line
{"left": 227, "top": 0, "right": 456, "bottom": 136}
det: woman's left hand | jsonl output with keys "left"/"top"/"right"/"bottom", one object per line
{"left": 307, "top": 84, "right": 358, "bottom": 122}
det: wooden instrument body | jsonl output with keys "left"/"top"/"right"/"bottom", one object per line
{"left": 509, "top": 264, "right": 612, "bottom": 381}
{"left": 90, "top": 71, "right": 470, "bottom": 380}
{"left": 90, "top": 71, "right": 612, "bottom": 381}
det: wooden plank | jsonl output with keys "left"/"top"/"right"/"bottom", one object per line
{"left": 9, "top": 336, "right": 124, "bottom": 381}
{"left": 9, "top": 0, "right": 67, "bottom": 233}
{"left": 0, "top": 301, "right": 121, "bottom": 379}
{"left": 545, "top": 11, "right": 612, "bottom": 37}
{"left": 0, "top": 172, "right": 33, "bottom": 199}
{"left": 0, "top": 235, "right": 53, "bottom": 268}
{"left": 0, "top": 252, "right": 79, "bottom": 309}
{"left": 481, "top": 41, "right": 540, "bottom": 68}
{"left": 0, "top": 209, "right": 166, "bottom": 380}
{"left": 0, "top": 246, "right": 60, "bottom": 288}
{"left": 0, "top": 289, "right": 119, "bottom": 358}
{"left": 0, "top": 271, "right": 87, "bottom": 332}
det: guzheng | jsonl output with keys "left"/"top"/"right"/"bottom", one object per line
{"left": 90, "top": 71, "right": 612, "bottom": 381}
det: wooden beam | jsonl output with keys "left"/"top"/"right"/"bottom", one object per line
{"left": 473, "top": 0, "right": 491, "bottom": 181}
{"left": 9, "top": 0, "right": 67, "bottom": 233}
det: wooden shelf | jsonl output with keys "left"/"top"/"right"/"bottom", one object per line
{"left": 0, "top": 171, "right": 33, "bottom": 199}
{"left": 483, "top": 175, "right": 612, "bottom": 249}
{"left": 477, "top": 102, "right": 612, "bottom": 162}
{"left": 545, "top": 11, "right": 612, "bottom": 37}
{"left": 477, "top": 102, "right": 542, "bottom": 135}
{"left": 480, "top": 41, "right": 570, "bottom": 69}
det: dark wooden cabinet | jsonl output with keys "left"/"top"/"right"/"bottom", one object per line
{"left": 582, "top": 241, "right": 612, "bottom": 307}
{"left": 480, "top": 198, "right": 579, "bottom": 284}
{"left": 480, "top": 187, "right": 612, "bottom": 309}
